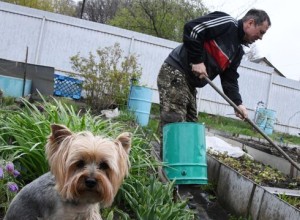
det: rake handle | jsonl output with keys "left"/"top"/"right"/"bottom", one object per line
{"left": 204, "top": 76, "right": 300, "bottom": 172}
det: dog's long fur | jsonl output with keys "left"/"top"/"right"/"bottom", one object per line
{"left": 4, "top": 124, "right": 131, "bottom": 220}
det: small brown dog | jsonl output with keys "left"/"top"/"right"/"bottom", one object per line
{"left": 4, "top": 124, "right": 131, "bottom": 220}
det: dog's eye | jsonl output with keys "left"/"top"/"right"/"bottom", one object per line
{"left": 76, "top": 160, "right": 85, "bottom": 168}
{"left": 99, "top": 162, "right": 109, "bottom": 170}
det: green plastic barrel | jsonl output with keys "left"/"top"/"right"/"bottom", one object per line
{"left": 163, "top": 122, "right": 207, "bottom": 185}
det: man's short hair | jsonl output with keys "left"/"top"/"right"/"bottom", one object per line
{"left": 242, "top": 9, "right": 271, "bottom": 26}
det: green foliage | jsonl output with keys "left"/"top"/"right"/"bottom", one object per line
{"left": 150, "top": 103, "right": 160, "bottom": 116}
{"left": 211, "top": 153, "right": 288, "bottom": 186}
{"left": 0, "top": 159, "right": 22, "bottom": 213}
{"left": 278, "top": 193, "right": 300, "bottom": 209}
{"left": 0, "top": 95, "right": 194, "bottom": 219}
{"left": 70, "top": 43, "right": 142, "bottom": 112}
{"left": 52, "top": 0, "right": 77, "bottom": 16}
{"left": 108, "top": 0, "right": 209, "bottom": 42}
{"left": 198, "top": 112, "right": 300, "bottom": 145}
{"left": 3, "top": 0, "right": 209, "bottom": 42}
{"left": 109, "top": 126, "right": 194, "bottom": 219}
{"left": 2, "top": 0, "right": 76, "bottom": 16}
{"left": 120, "top": 176, "right": 194, "bottom": 220}
{"left": 275, "top": 132, "right": 300, "bottom": 146}
{"left": 0, "top": 102, "right": 50, "bottom": 182}
{"left": 0, "top": 95, "right": 124, "bottom": 182}
{"left": 0, "top": 96, "right": 15, "bottom": 108}
{"left": 3, "top": 0, "right": 54, "bottom": 11}
{"left": 198, "top": 182, "right": 217, "bottom": 195}
{"left": 104, "top": 126, "right": 193, "bottom": 219}
{"left": 198, "top": 112, "right": 257, "bottom": 136}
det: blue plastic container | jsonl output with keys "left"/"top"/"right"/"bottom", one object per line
{"left": 53, "top": 74, "right": 82, "bottom": 100}
{"left": 255, "top": 108, "right": 267, "bottom": 131}
{"left": 255, "top": 108, "right": 276, "bottom": 135}
{"left": 264, "top": 109, "right": 276, "bottom": 135}
{"left": 0, "top": 75, "right": 31, "bottom": 97}
{"left": 128, "top": 85, "right": 152, "bottom": 126}
{"left": 163, "top": 122, "right": 207, "bottom": 185}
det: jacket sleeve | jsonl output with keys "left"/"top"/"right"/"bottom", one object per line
{"left": 220, "top": 49, "right": 244, "bottom": 106}
{"left": 183, "top": 11, "right": 237, "bottom": 65}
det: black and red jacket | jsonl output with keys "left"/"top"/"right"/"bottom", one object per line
{"left": 165, "top": 11, "right": 247, "bottom": 106}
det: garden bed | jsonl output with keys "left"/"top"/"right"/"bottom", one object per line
{"left": 207, "top": 154, "right": 300, "bottom": 219}
{"left": 210, "top": 152, "right": 300, "bottom": 192}
{"left": 229, "top": 135, "right": 300, "bottom": 162}
{"left": 207, "top": 131, "right": 300, "bottom": 215}
{"left": 152, "top": 130, "right": 300, "bottom": 219}
{"left": 215, "top": 132, "right": 300, "bottom": 178}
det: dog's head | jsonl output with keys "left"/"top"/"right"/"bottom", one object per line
{"left": 46, "top": 124, "right": 131, "bottom": 207}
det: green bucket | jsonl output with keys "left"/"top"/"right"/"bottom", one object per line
{"left": 163, "top": 122, "right": 207, "bottom": 185}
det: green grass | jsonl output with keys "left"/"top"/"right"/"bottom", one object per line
{"left": 276, "top": 133, "right": 300, "bottom": 146}
{"left": 147, "top": 104, "right": 300, "bottom": 146}
{"left": 278, "top": 193, "right": 300, "bottom": 209}
{"left": 198, "top": 112, "right": 257, "bottom": 136}
{"left": 198, "top": 112, "right": 300, "bottom": 146}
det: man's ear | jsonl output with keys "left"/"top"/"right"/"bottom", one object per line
{"left": 248, "top": 18, "right": 255, "bottom": 26}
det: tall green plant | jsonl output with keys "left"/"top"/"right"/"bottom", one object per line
{"left": 0, "top": 96, "right": 194, "bottom": 219}
{"left": 120, "top": 176, "right": 194, "bottom": 219}
{"left": 70, "top": 43, "right": 142, "bottom": 112}
{"left": 104, "top": 128, "right": 194, "bottom": 219}
{"left": 0, "top": 96, "right": 123, "bottom": 182}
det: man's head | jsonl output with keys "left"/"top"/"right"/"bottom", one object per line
{"left": 242, "top": 9, "right": 271, "bottom": 44}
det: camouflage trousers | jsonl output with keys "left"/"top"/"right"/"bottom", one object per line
{"left": 157, "top": 62, "right": 198, "bottom": 139}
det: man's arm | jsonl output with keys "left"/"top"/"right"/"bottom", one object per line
{"left": 220, "top": 49, "right": 248, "bottom": 119}
{"left": 183, "top": 11, "right": 237, "bottom": 65}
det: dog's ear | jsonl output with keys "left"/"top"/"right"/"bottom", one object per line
{"left": 46, "top": 124, "right": 73, "bottom": 167}
{"left": 48, "top": 124, "right": 72, "bottom": 144}
{"left": 116, "top": 132, "right": 132, "bottom": 154}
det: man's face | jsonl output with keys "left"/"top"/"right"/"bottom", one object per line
{"left": 243, "top": 19, "right": 270, "bottom": 44}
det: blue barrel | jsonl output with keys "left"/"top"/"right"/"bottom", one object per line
{"left": 163, "top": 122, "right": 207, "bottom": 185}
{"left": 0, "top": 75, "right": 32, "bottom": 97}
{"left": 255, "top": 108, "right": 268, "bottom": 131}
{"left": 255, "top": 108, "right": 276, "bottom": 135}
{"left": 128, "top": 85, "right": 152, "bottom": 126}
{"left": 264, "top": 109, "right": 276, "bottom": 135}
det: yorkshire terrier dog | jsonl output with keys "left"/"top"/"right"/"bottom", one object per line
{"left": 4, "top": 124, "right": 132, "bottom": 220}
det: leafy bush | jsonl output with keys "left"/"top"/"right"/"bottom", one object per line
{"left": 70, "top": 43, "right": 142, "bottom": 112}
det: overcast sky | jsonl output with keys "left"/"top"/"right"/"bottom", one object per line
{"left": 202, "top": 0, "right": 300, "bottom": 81}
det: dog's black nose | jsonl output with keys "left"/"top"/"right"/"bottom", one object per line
{"left": 85, "top": 178, "right": 97, "bottom": 188}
